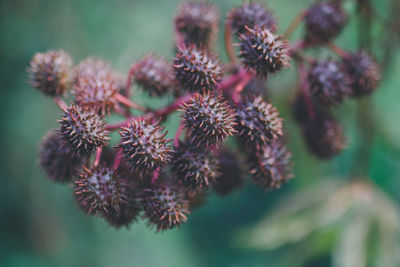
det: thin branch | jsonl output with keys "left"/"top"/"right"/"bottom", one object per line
{"left": 224, "top": 22, "right": 237, "bottom": 63}
{"left": 53, "top": 96, "right": 68, "bottom": 111}
{"left": 113, "top": 148, "right": 123, "bottom": 170}
{"left": 114, "top": 93, "right": 148, "bottom": 112}
{"left": 93, "top": 146, "right": 103, "bottom": 167}
{"left": 328, "top": 43, "right": 349, "bottom": 59}
{"left": 283, "top": 10, "right": 305, "bottom": 39}
{"left": 174, "top": 123, "right": 185, "bottom": 147}
{"left": 297, "top": 62, "right": 315, "bottom": 119}
{"left": 153, "top": 93, "right": 192, "bottom": 118}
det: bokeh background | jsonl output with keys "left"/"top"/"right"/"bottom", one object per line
{"left": 1, "top": 0, "right": 400, "bottom": 266}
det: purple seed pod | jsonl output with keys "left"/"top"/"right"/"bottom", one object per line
{"left": 174, "top": 45, "right": 223, "bottom": 92}
{"left": 227, "top": 2, "right": 277, "bottom": 35}
{"left": 28, "top": 50, "right": 73, "bottom": 96}
{"left": 239, "top": 26, "right": 290, "bottom": 77}
{"left": 181, "top": 91, "right": 236, "bottom": 147}
{"left": 118, "top": 118, "right": 172, "bottom": 176}
{"left": 59, "top": 104, "right": 109, "bottom": 155}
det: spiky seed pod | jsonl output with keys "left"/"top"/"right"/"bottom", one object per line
{"left": 181, "top": 91, "right": 237, "bottom": 147}
{"left": 133, "top": 54, "right": 174, "bottom": 97}
{"left": 239, "top": 26, "right": 290, "bottom": 77}
{"left": 38, "top": 131, "right": 83, "bottom": 183}
{"left": 175, "top": 1, "right": 219, "bottom": 48}
{"left": 174, "top": 46, "right": 223, "bottom": 92}
{"left": 304, "top": 2, "right": 347, "bottom": 45}
{"left": 28, "top": 50, "right": 73, "bottom": 96}
{"left": 308, "top": 60, "right": 351, "bottom": 106}
{"left": 227, "top": 2, "right": 277, "bottom": 35}
{"left": 141, "top": 182, "right": 189, "bottom": 232}
{"left": 214, "top": 150, "right": 243, "bottom": 196}
{"left": 74, "top": 166, "right": 128, "bottom": 216}
{"left": 236, "top": 94, "right": 283, "bottom": 149}
{"left": 342, "top": 51, "right": 380, "bottom": 97}
{"left": 118, "top": 118, "right": 172, "bottom": 176}
{"left": 171, "top": 142, "right": 220, "bottom": 190}
{"left": 59, "top": 105, "right": 109, "bottom": 155}
{"left": 74, "top": 74, "right": 119, "bottom": 114}
{"left": 303, "top": 114, "right": 347, "bottom": 159}
{"left": 248, "top": 139, "right": 293, "bottom": 190}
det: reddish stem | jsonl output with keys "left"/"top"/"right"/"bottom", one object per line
{"left": 224, "top": 22, "right": 237, "bottom": 63}
{"left": 297, "top": 62, "right": 315, "bottom": 119}
{"left": 328, "top": 43, "right": 350, "bottom": 59}
{"left": 231, "top": 71, "right": 253, "bottom": 104}
{"left": 153, "top": 93, "right": 192, "bottom": 118}
{"left": 283, "top": 10, "right": 306, "bottom": 39}
{"left": 218, "top": 68, "right": 248, "bottom": 92}
{"left": 173, "top": 123, "right": 185, "bottom": 147}
{"left": 53, "top": 96, "right": 68, "bottom": 111}
{"left": 93, "top": 146, "right": 103, "bottom": 167}
{"left": 115, "top": 93, "right": 148, "bottom": 112}
{"left": 125, "top": 64, "right": 138, "bottom": 100}
{"left": 151, "top": 167, "right": 161, "bottom": 184}
{"left": 113, "top": 148, "right": 123, "bottom": 170}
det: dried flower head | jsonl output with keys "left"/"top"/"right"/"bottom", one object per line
{"left": 133, "top": 54, "right": 174, "bottom": 97}
{"left": 239, "top": 26, "right": 290, "bottom": 77}
{"left": 28, "top": 50, "right": 73, "bottom": 96}
{"left": 304, "top": 2, "right": 347, "bottom": 45}
{"left": 214, "top": 150, "right": 243, "bottom": 196}
{"left": 118, "top": 118, "right": 172, "bottom": 176}
{"left": 236, "top": 94, "right": 283, "bottom": 148}
{"left": 174, "top": 46, "right": 222, "bottom": 92}
{"left": 74, "top": 74, "right": 119, "bottom": 114}
{"left": 74, "top": 166, "right": 128, "bottom": 216}
{"left": 141, "top": 181, "right": 189, "bottom": 232}
{"left": 181, "top": 91, "right": 236, "bottom": 147}
{"left": 308, "top": 60, "right": 351, "bottom": 106}
{"left": 171, "top": 142, "right": 220, "bottom": 190}
{"left": 249, "top": 139, "right": 293, "bottom": 190}
{"left": 175, "top": 1, "right": 219, "bottom": 48}
{"left": 342, "top": 51, "right": 380, "bottom": 97}
{"left": 227, "top": 2, "right": 277, "bottom": 35}
{"left": 303, "top": 113, "right": 347, "bottom": 159}
{"left": 38, "top": 131, "right": 83, "bottom": 183}
{"left": 59, "top": 105, "right": 109, "bottom": 155}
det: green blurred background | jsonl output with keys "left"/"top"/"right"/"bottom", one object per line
{"left": 1, "top": 0, "right": 399, "bottom": 266}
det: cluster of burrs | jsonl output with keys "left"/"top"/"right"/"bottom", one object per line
{"left": 288, "top": 1, "right": 381, "bottom": 159}
{"left": 29, "top": 0, "right": 380, "bottom": 231}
